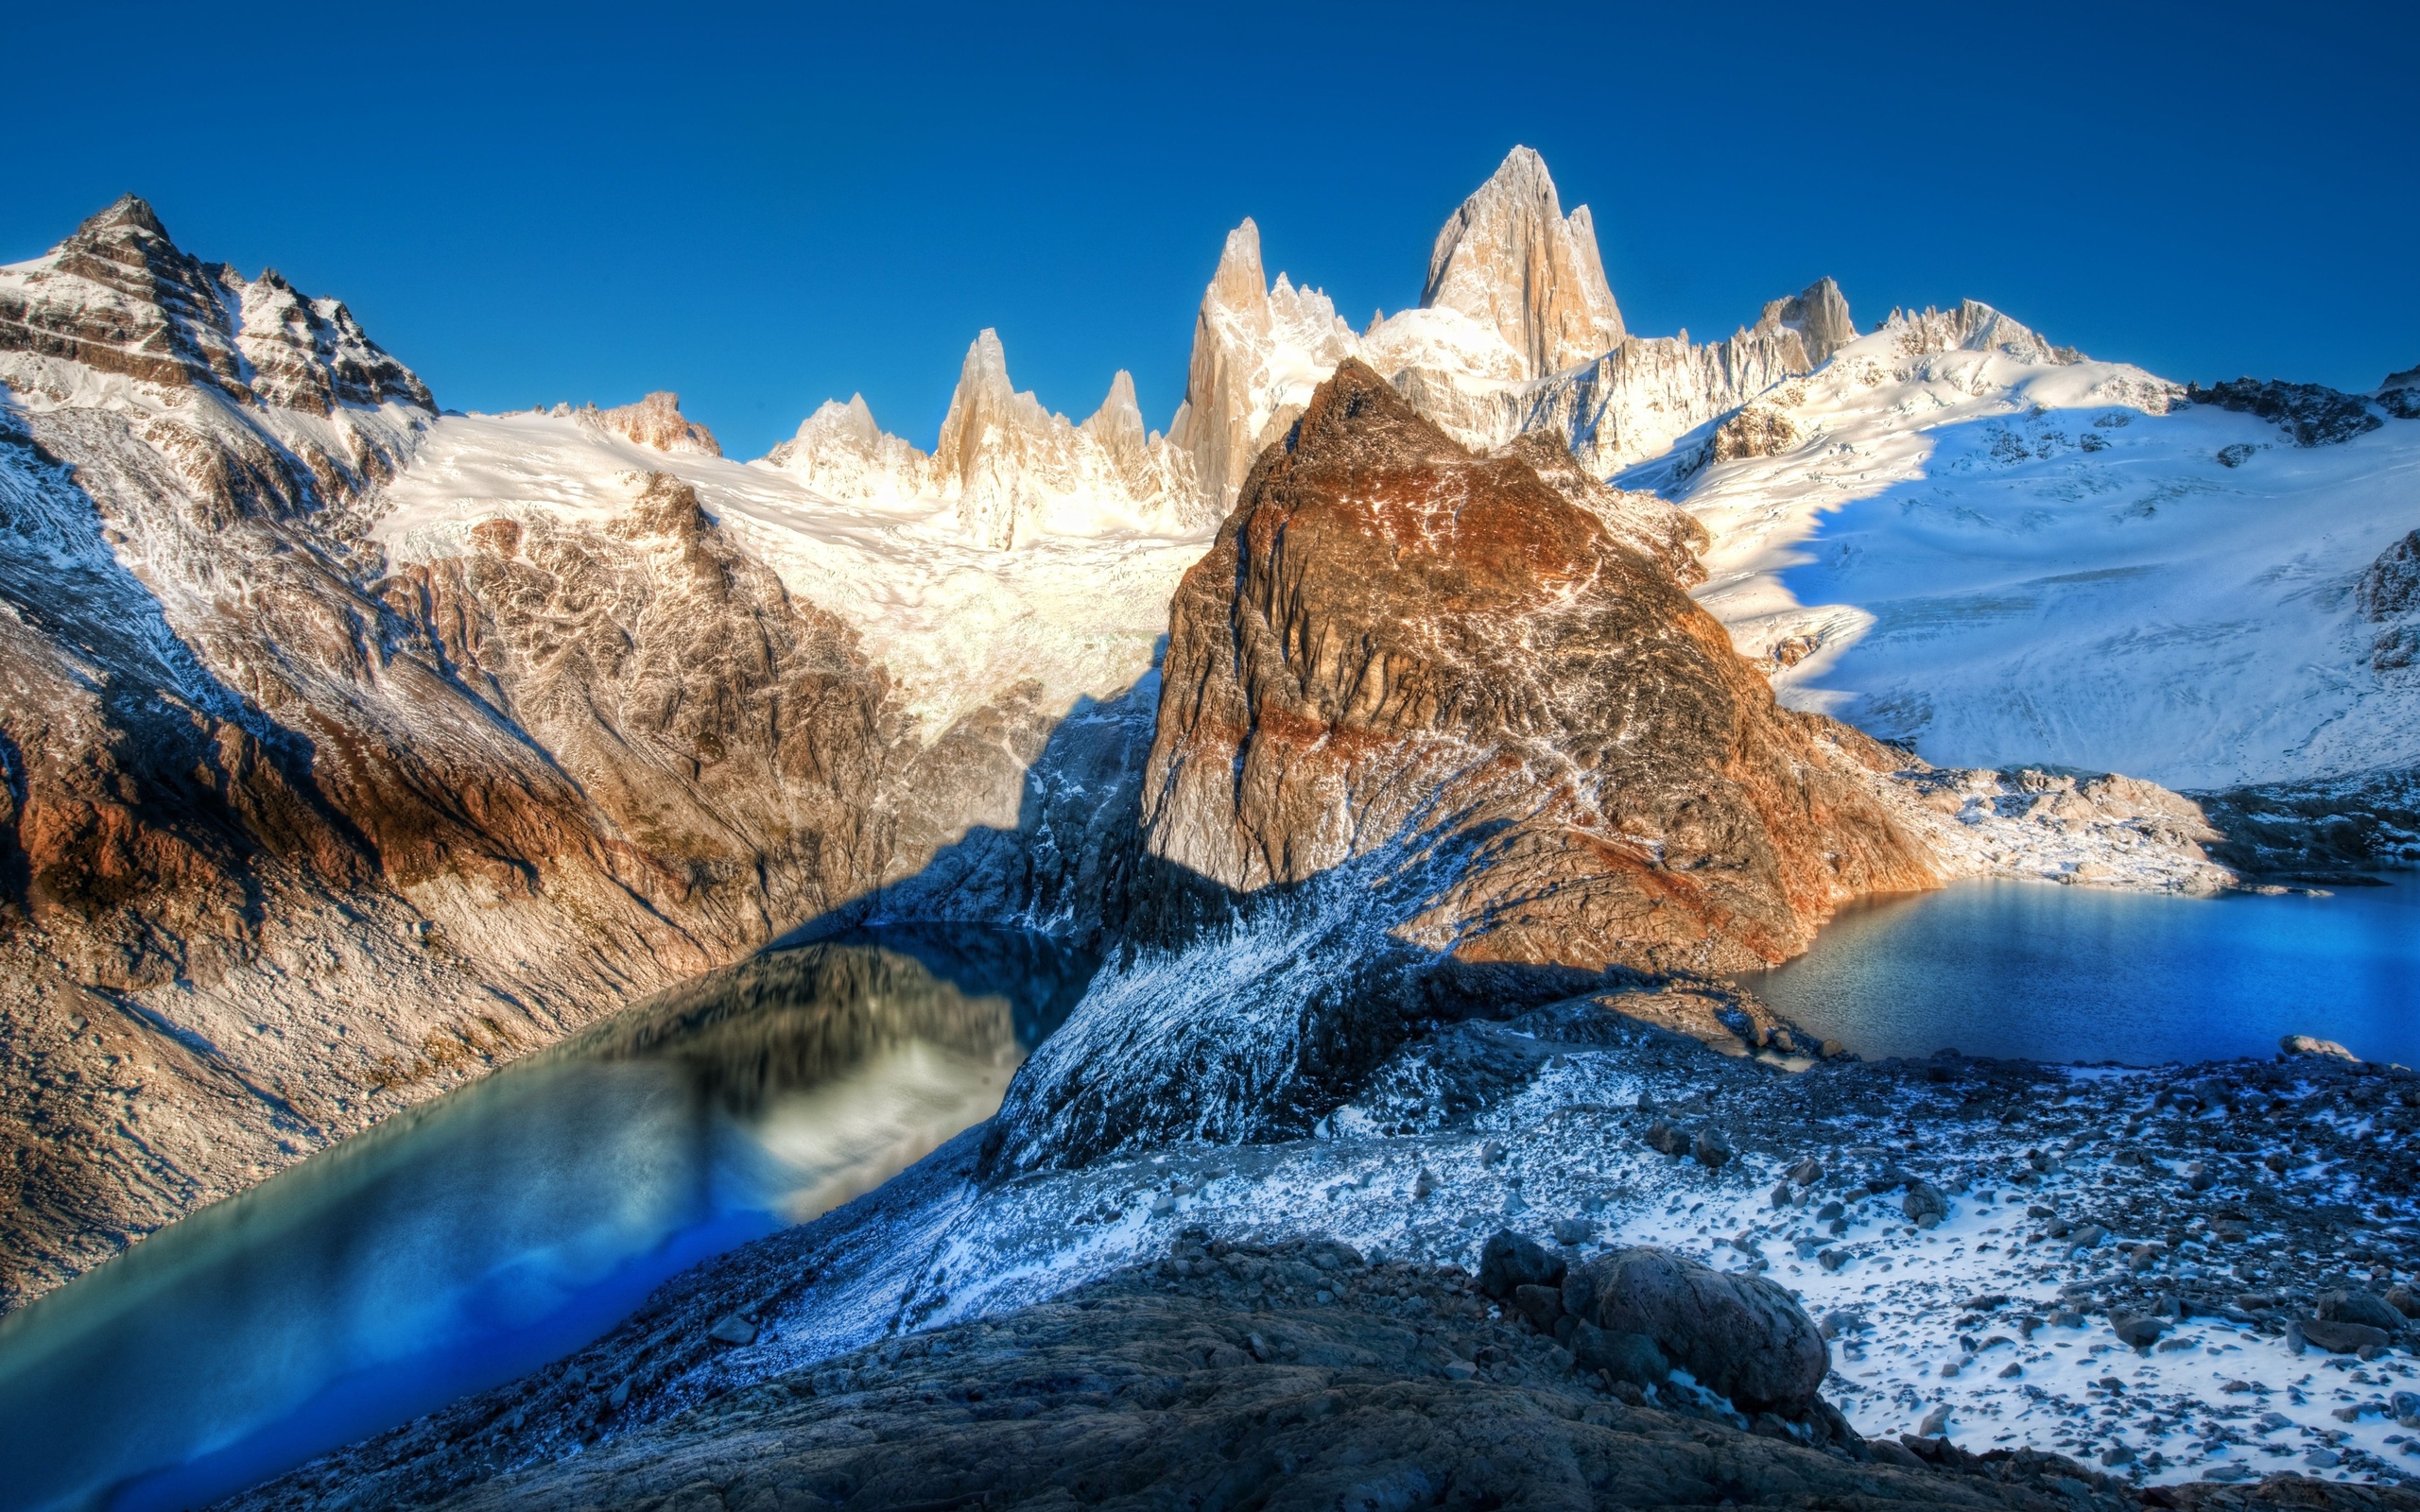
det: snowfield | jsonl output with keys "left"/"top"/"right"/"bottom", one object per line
{"left": 1654, "top": 318, "right": 2420, "bottom": 791}
{"left": 372, "top": 411, "right": 1211, "bottom": 741}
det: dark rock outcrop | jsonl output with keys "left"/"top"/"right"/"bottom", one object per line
{"left": 223, "top": 1248, "right": 2170, "bottom": 1512}
{"left": 2188, "top": 376, "right": 2385, "bottom": 447}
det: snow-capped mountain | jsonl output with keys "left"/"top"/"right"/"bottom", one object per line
{"left": 1650, "top": 302, "right": 2420, "bottom": 793}
{"left": 1161, "top": 147, "right": 1862, "bottom": 515}
{"left": 0, "top": 143, "right": 2412, "bottom": 1316}
{"left": 762, "top": 330, "right": 1206, "bottom": 546}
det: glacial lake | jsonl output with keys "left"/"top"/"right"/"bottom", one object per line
{"left": 0, "top": 928, "right": 1096, "bottom": 1512}
{"left": 1754, "top": 873, "right": 2420, "bottom": 1068}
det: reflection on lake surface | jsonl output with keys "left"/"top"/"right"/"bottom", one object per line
{"left": 1754, "top": 874, "right": 2420, "bottom": 1067}
{"left": 0, "top": 928, "right": 1095, "bottom": 1512}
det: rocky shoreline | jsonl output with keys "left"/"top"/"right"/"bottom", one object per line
{"left": 219, "top": 1004, "right": 2420, "bottom": 1511}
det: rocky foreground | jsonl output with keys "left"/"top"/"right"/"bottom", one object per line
{"left": 222, "top": 1004, "right": 2420, "bottom": 1510}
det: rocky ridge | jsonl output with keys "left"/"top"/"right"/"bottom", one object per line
{"left": 1163, "top": 149, "right": 1867, "bottom": 515}
{"left": 764, "top": 330, "right": 1204, "bottom": 545}
{"left": 0, "top": 200, "right": 1179, "bottom": 1308}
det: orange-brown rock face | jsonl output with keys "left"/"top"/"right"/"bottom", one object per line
{"left": 1143, "top": 360, "right": 1936, "bottom": 975}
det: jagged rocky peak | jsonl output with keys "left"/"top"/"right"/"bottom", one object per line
{"left": 1079, "top": 369, "right": 1151, "bottom": 478}
{"left": 1879, "top": 299, "right": 2080, "bottom": 365}
{"left": 1168, "top": 216, "right": 1357, "bottom": 514}
{"left": 1751, "top": 277, "right": 1857, "bottom": 368}
{"left": 932, "top": 329, "right": 1202, "bottom": 546}
{"left": 0, "top": 194, "right": 431, "bottom": 413}
{"left": 1420, "top": 145, "right": 1625, "bottom": 379}
{"left": 582, "top": 390, "right": 721, "bottom": 455}
{"left": 1143, "top": 356, "right": 1936, "bottom": 971}
{"left": 762, "top": 393, "right": 934, "bottom": 504}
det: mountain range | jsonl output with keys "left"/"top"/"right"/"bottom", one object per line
{"left": 0, "top": 146, "right": 2413, "bottom": 1312}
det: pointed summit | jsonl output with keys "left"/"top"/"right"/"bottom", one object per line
{"left": 82, "top": 193, "right": 171, "bottom": 241}
{"left": 1206, "top": 219, "right": 1270, "bottom": 319}
{"left": 1420, "top": 146, "right": 1625, "bottom": 379}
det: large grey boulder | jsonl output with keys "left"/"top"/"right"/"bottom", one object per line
{"left": 1562, "top": 1246, "right": 1828, "bottom": 1414}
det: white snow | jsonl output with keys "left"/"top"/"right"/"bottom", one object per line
{"left": 371, "top": 412, "right": 1212, "bottom": 739}
{"left": 1661, "top": 323, "right": 2420, "bottom": 790}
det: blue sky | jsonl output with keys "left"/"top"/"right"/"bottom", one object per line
{"left": 9, "top": 2, "right": 2415, "bottom": 459}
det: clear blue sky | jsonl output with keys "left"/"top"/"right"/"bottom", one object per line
{"left": 9, "top": 2, "right": 2415, "bottom": 459}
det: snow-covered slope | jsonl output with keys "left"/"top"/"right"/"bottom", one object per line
{"left": 1653, "top": 307, "right": 2420, "bottom": 790}
{"left": 376, "top": 409, "right": 1200, "bottom": 742}
{"left": 760, "top": 330, "right": 1208, "bottom": 548}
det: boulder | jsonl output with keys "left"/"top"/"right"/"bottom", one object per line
{"left": 2108, "top": 1312, "right": 2168, "bottom": 1349}
{"left": 1901, "top": 1180, "right": 1948, "bottom": 1225}
{"left": 1691, "top": 1127, "right": 1734, "bottom": 1169}
{"left": 2317, "top": 1288, "right": 2405, "bottom": 1332}
{"left": 1478, "top": 1230, "right": 1566, "bottom": 1300}
{"left": 2280, "top": 1034, "right": 2359, "bottom": 1060}
{"left": 1644, "top": 1121, "right": 1688, "bottom": 1157}
{"left": 1562, "top": 1246, "right": 1827, "bottom": 1414}
{"left": 2300, "top": 1318, "right": 2392, "bottom": 1355}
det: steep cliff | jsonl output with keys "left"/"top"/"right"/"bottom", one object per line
{"left": 0, "top": 200, "right": 1178, "bottom": 1308}
{"left": 1143, "top": 360, "right": 1933, "bottom": 971}
{"left": 987, "top": 362, "right": 1936, "bottom": 1170}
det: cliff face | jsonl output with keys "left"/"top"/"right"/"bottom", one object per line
{"left": 0, "top": 200, "right": 1148, "bottom": 1308}
{"left": 1141, "top": 360, "right": 1935, "bottom": 975}
{"left": 1163, "top": 152, "right": 1858, "bottom": 517}
{"left": 1421, "top": 144, "right": 1626, "bottom": 380}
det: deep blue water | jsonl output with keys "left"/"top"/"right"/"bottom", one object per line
{"left": 0, "top": 929, "right": 1094, "bottom": 1512}
{"left": 1754, "top": 874, "right": 2420, "bottom": 1066}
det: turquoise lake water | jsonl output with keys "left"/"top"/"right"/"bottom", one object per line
{"left": 1753, "top": 874, "right": 2420, "bottom": 1067}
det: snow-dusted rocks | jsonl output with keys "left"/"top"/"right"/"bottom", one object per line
{"left": 583, "top": 390, "right": 722, "bottom": 455}
{"left": 1420, "top": 143, "right": 1626, "bottom": 380}
{"left": 761, "top": 393, "right": 933, "bottom": 504}
{"left": 768, "top": 331, "right": 1203, "bottom": 546}
{"left": 931, "top": 330, "right": 1200, "bottom": 546}
{"left": 0, "top": 195, "right": 430, "bottom": 413}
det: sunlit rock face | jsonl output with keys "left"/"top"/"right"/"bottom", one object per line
{"left": 1419, "top": 143, "right": 1626, "bottom": 380}
{"left": 1166, "top": 150, "right": 1858, "bottom": 515}
{"left": 1143, "top": 359, "right": 1937, "bottom": 976}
